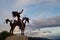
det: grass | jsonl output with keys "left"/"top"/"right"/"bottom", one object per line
{"left": 0, "top": 31, "right": 11, "bottom": 40}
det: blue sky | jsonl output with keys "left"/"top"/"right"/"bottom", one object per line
{"left": 0, "top": 0, "right": 60, "bottom": 39}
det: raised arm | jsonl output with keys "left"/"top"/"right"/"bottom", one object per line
{"left": 19, "top": 9, "right": 23, "bottom": 14}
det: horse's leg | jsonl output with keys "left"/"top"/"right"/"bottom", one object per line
{"left": 10, "top": 29, "right": 12, "bottom": 33}
{"left": 9, "top": 27, "right": 13, "bottom": 34}
{"left": 11, "top": 26, "right": 15, "bottom": 35}
{"left": 11, "top": 28, "right": 13, "bottom": 34}
{"left": 23, "top": 27, "right": 25, "bottom": 35}
{"left": 10, "top": 26, "right": 13, "bottom": 34}
{"left": 21, "top": 29, "right": 23, "bottom": 35}
{"left": 21, "top": 24, "right": 25, "bottom": 35}
{"left": 21, "top": 28, "right": 25, "bottom": 35}
{"left": 10, "top": 25, "right": 12, "bottom": 34}
{"left": 10, "top": 28, "right": 12, "bottom": 34}
{"left": 23, "top": 28, "right": 24, "bottom": 35}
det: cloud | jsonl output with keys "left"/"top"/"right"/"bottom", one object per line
{"left": 0, "top": 0, "right": 59, "bottom": 19}
{"left": 31, "top": 16, "right": 60, "bottom": 28}
{"left": 10, "top": 0, "right": 60, "bottom": 20}
{"left": 11, "top": 0, "right": 57, "bottom": 8}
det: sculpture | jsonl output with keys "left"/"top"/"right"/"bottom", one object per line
{"left": 5, "top": 9, "right": 30, "bottom": 35}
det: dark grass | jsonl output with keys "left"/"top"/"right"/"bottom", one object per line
{"left": 0, "top": 31, "right": 11, "bottom": 40}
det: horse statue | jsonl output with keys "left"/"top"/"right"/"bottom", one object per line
{"left": 5, "top": 17, "right": 30, "bottom": 35}
{"left": 5, "top": 9, "right": 30, "bottom": 35}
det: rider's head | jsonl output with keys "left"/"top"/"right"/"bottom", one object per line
{"left": 12, "top": 11, "right": 18, "bottom": 17}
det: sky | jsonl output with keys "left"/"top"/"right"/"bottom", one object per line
{"left": 0, "top": 0, "right": 60, "bottom": 39}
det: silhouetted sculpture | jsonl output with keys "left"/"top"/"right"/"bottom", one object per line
{"left": 5, "top": 17, "right": 30, "bottom": 35}
{"left": 5, "top": 9, "right": 30, "bottom": 35}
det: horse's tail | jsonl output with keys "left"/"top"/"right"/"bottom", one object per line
{"left": 5, "top": 19, "right": 10, "bottom": 24}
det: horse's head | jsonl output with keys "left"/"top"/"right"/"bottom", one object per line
{"left": 5, "top": 19, "right": 10, "bottom": 24}
{"left": 22, "top": 17, "right": 30, "bottom": 23}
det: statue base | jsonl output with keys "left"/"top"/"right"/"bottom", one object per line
{"left": 5, "top": 35, "right": 28, "bottom": 40}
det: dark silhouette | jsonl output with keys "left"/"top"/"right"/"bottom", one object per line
{"left": 12, "top": 9, "right": 30, "bottom": 35}
{"left": 5, "top": 9, "right": 30, "bottom": 35}
{"left": 5, "top": 17, "right": 30, "bottom": 35}
{"left": 12, "top": 9, "right": 23, "bottom": 18}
